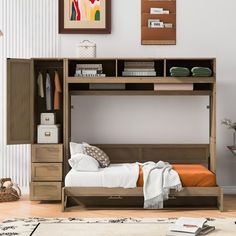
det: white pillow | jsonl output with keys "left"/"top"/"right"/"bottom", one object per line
{"left": 68, "top": 153, "right": 100, "bottom": 172}
{"left": 70, "top": 142, "right": 85, "bottom": 156}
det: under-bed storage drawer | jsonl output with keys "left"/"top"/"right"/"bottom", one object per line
{"left": 31, "top": 163, "right": 62, "bottom": 181}
{"left": 32, "top": 144, "right": 63, "bottom": 163}
{"left": 30, "top": 182, "right": 61, "bottom": 200}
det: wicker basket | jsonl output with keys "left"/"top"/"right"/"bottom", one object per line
{"left": 0, "top": 178, "right": 21, "bottom": 202}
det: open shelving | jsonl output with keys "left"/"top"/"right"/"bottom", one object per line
{"left": 66, "top": 58, "right": 215, "bottom": 96}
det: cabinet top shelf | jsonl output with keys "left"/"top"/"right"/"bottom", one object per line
{"left": 66, "top": 77, "right": 215, "bottom": 84}
{"left": 70, "top": 90, "right": 212, "bottom": 96}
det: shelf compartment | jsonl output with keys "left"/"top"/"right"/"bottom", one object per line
{"left": 126, "top": 83, "right": 154, "bottom": 90}
{"left": 166, "top": 59, "right": 215, "bottom": 76}
{"left": 142, "top": 0, "right": 176, "bottom": 14}
{"left": 34, "top": 59, "right": 64, "bottom": 143}
{"left": 142, "top": 13, "right": 176, "bottom": 27}
{"left": 68, "top": 59, "right": 116, "bottom": 77}
{"left": 142, "top": 27, "right": 176, "bottom": 40}
{"left": 117, "top": 59, "right": 164, "bottom": 77}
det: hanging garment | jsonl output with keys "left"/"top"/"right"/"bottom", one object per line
{"left": 54, "top": 70, "right": 62, "bottom": 110}
{"left": 46, "top": 72, "right": 52, "bottom": 111}
{"left": 37, "top": 72, "right": 44, "bottom": 98}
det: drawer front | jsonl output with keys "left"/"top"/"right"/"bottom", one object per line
{"left": 32, "top": 144, "right": 63, "bottom": 162}
{"left": 31, "top": 163, "right": 62, "bottom": 181}
{"left": 30, "top": 182, "right": 61, "bottom": 201}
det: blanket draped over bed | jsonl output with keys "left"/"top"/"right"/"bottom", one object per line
{"left": 141, "top": 161, "right": 182, "bottom": 209}
{"left": 66, "top": 161, "right": 182, "bottom": 209}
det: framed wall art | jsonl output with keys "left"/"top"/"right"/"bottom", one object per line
{"left": 59, "top": 0, "right": 111, "bottom": 34}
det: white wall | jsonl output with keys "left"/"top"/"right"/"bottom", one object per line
{"left": 71, "top": 96, "right": 209, "bottom": 144}
{"left": 1, "top": 0, "right": 236, "bottom": 190}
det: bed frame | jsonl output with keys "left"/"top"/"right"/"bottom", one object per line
{"left": 62, "top": 144, "right": 223, "bottom": 211}
{"left": 62, "top": 57, "right": 221, "bottom": 211}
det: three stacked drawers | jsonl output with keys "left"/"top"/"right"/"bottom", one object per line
{"left": 30, "top": 144, "right": 63, "bottom": 200}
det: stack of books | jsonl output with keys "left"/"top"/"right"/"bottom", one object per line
{"left": 122, "top": 61, "right": 156, "bottom": 77}
{"left": 75, "top": 64, "right": 106, "bottom": 77}
{"left": 166, "top": 217, "right": 215, "bottom": 236}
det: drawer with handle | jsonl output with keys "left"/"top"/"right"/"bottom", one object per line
{"left": 32, "top": 144, "right": 63, "bottom": 163}
{"left": 30, "top": 182, "right": 61, "bottom": 201}
{"left": 31, "top": 163, "right": 62, "bottom": 181}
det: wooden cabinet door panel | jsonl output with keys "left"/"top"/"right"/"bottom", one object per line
{"left": 7, "top": 59, "right": 34, "bottom": 144}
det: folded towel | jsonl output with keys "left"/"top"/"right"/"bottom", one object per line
{"left": 170, "top": 67, "right": 190, "bottom": 77}
{"left": 191, "top": 67, "right": 212, "bottom": 77}
{"left": 171, "top": 72, "right": 190, "bottom": 77}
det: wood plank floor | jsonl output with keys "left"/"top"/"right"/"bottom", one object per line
{"left": 0, "top": 195, "right": 236, "bottom": 221}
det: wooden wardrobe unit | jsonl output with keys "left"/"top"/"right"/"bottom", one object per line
{"left": 7, "top": 57, "right": 222, "bottom": 210}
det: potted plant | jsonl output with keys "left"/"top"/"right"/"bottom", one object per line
{"left": 221, "top": 118, "right": 236, "bottom": 147}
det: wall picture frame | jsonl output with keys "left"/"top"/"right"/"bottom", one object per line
{"left": 59, "top": 0, "right": 111, "bottom": 34}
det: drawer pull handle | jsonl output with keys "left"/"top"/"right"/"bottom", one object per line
{"left": 45, "top": 132, "right": 51, "bottom": 137}
{"left": 108, "top": 196, "right": 123, "bottom": 200}
{"left": 45, "top": 118, "right": 50, "bottom": 121}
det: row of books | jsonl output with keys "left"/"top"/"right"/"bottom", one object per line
{"left": 122, "top": 61, "right": 157, "bottom": 77}
{"left": 74, "top": 64, "right": 106, "bottom": 77}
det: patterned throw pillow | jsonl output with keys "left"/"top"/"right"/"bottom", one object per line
{"left": 84, "top": 145, "right": 110, "bottom": 168}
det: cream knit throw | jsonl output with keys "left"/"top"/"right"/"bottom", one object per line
{"left": 142, "top": 161, "right": 182, "bottom": 209}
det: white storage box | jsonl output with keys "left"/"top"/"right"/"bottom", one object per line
{"left": 76, "top": 40, "right": 96, "bottom": 58}
{"left": 37, "top": 125, "right": 60, "bottom": 144}
{"left": 40, "top": 113, "right": 56, "bottom": 125}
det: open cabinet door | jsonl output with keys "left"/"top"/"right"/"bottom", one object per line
{"left": 7, "top": 59, "right": 34, "bottom": 144}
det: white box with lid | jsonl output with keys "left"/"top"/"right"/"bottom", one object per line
{"left": 76, "top": 40, "right": 96, "bottom": 58}
{"left": 37, "top": 125, "right": 60, "bottom": 144}
{"left": 40, "top": 113, "right": 56, "bottom": 125}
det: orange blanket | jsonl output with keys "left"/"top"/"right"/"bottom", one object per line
{"left": 137, "top": 164, "right": 216, "bottom": 187}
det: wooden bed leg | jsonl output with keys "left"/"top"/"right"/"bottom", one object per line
{"left": 218, "top": 188, "right": 224, "bottom": 212}
{"left": 61, "top": 187, "right": 67, "bottom": 212}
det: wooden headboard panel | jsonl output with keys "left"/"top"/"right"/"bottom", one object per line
{"left": 95, "top": 144, "right": 210, "bottom": 167}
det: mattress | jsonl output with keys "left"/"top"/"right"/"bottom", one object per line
{"left": 66, "top": 164, "right": 216, "bottom": 188}
{"left": 65, "top": 163, "right": 139, "bottom": 188}
{"left": 173, "top": 164, "right": 216, "bottom": 187}
{"left": 137, "top": 164, "right": 216, "bottom": 187}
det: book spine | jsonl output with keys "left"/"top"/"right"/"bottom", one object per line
{"left": 76, "top": 64, "right": 103, "bottom": 69}
{"left": 122, "top": 71, "right": 156, "bottom": 76}
{"left": 124, "top": 61, "right": 155, "bottom": 67}
{"left": 124, "top": 68, "right": 155, "bottom": 72}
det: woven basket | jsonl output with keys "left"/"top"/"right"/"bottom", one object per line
{"left": 0, "top": 178, "right": 21, "bottom": 202}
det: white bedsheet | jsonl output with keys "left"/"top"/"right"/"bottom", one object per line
{"left": 65, "top": 163, "right": 139, "bottom": 188}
